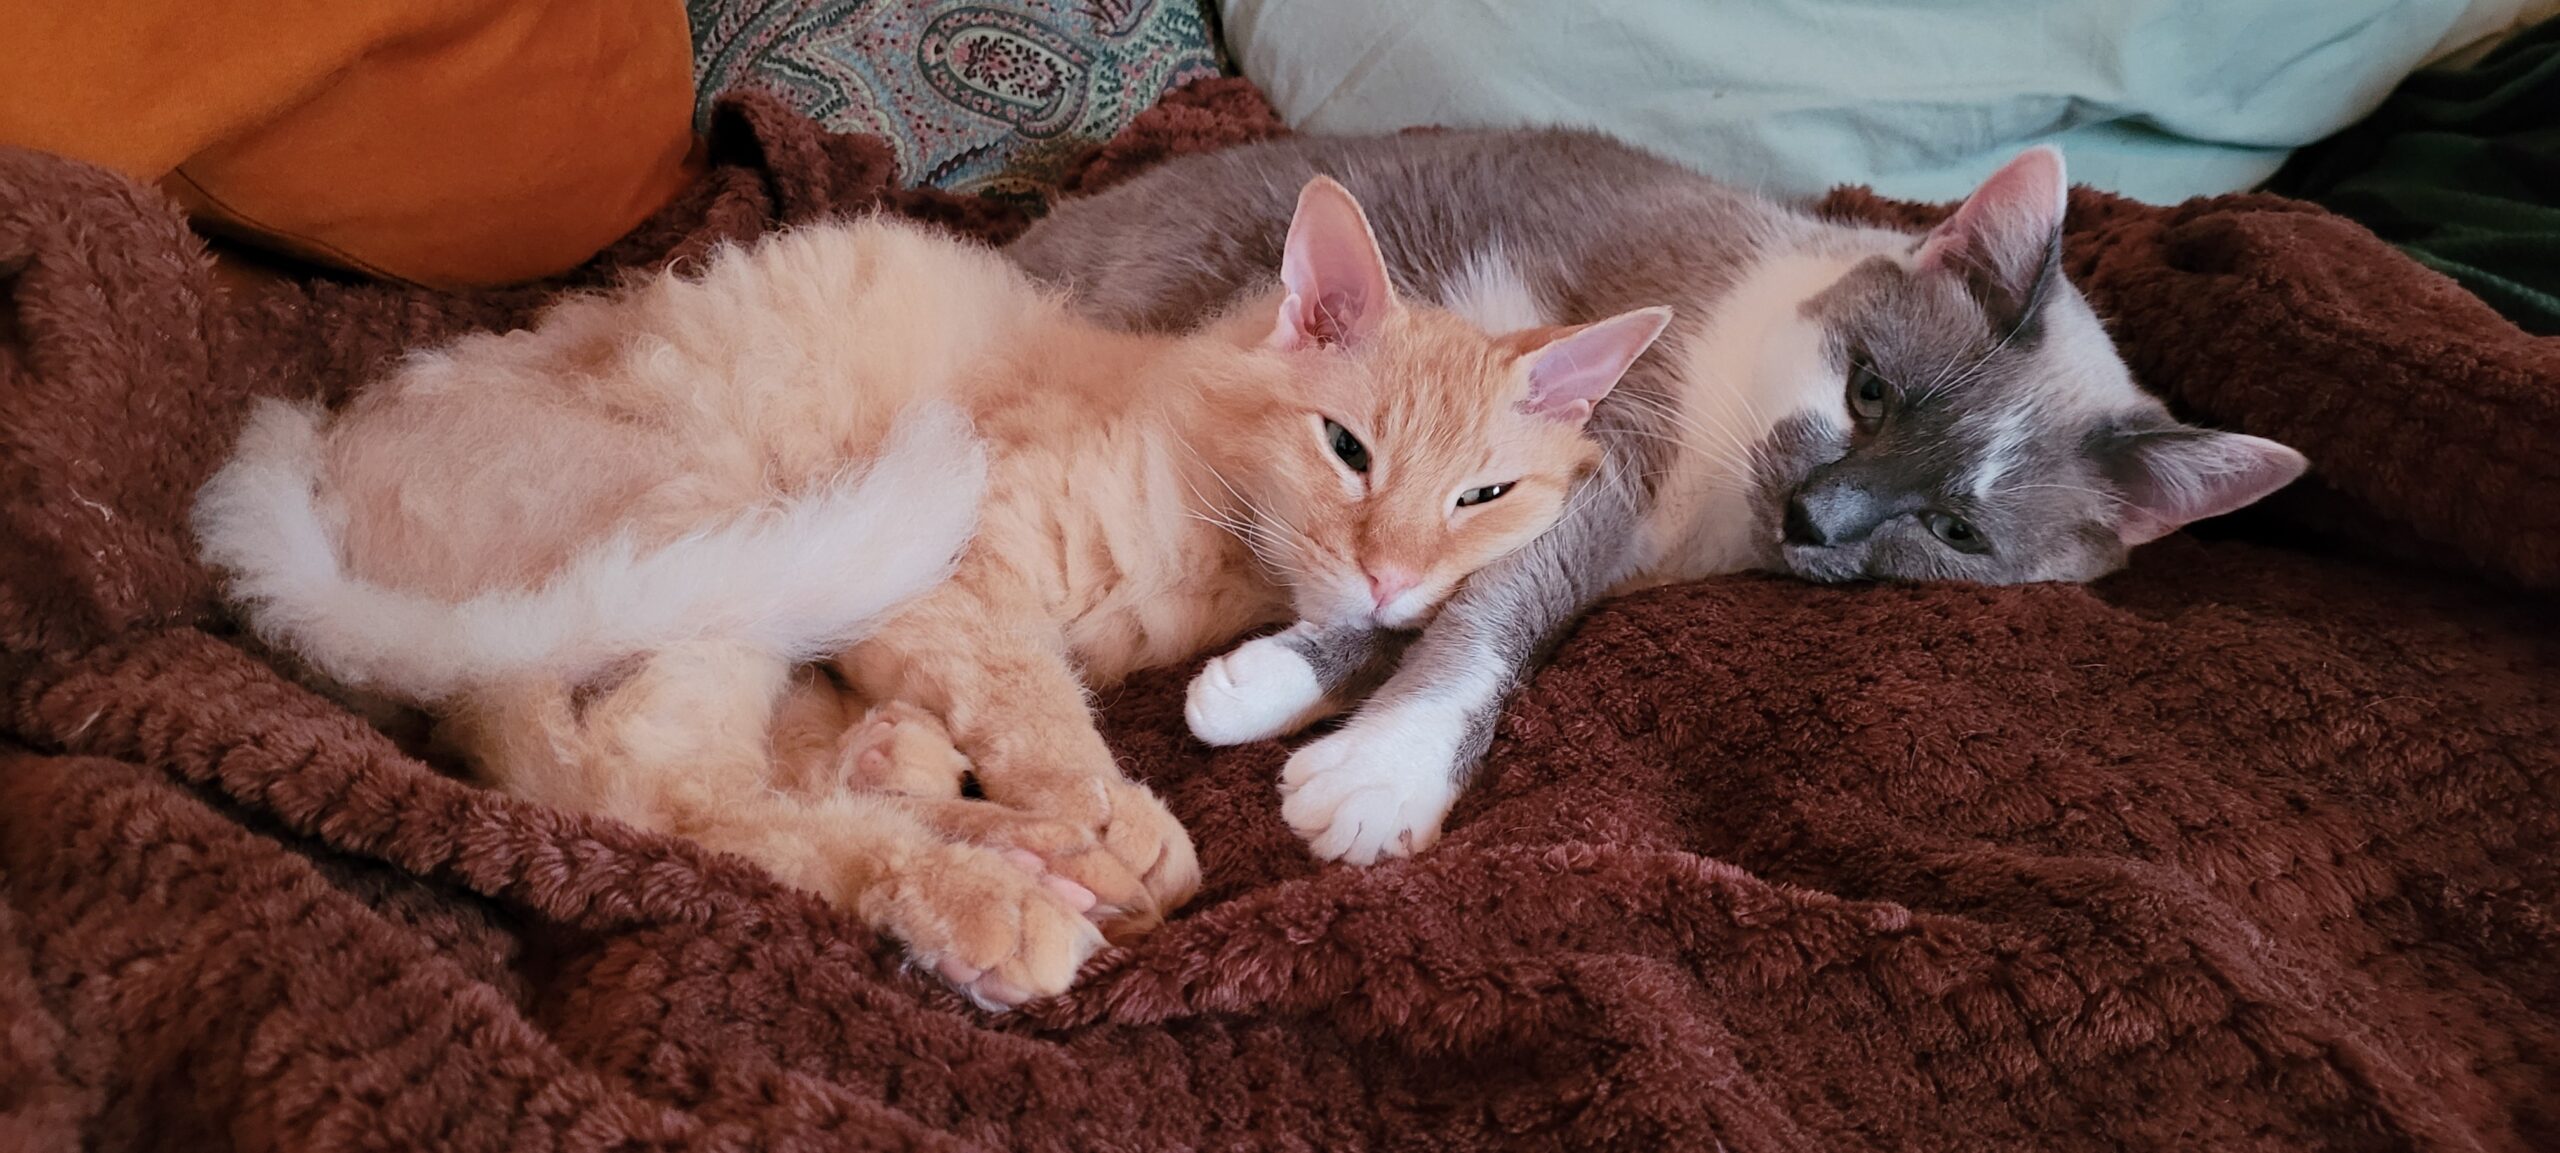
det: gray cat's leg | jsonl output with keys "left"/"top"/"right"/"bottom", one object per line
{"left": 1278, "top": 459, "right": 1648, "bottom": 865}
{"left": 1186, "top": 621, "right": 1401, "bottom": 746}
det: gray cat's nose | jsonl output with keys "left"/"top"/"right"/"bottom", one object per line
{"left": 1782, "top": 495, "right": 1829, "bottom": 546}
{"left": 1784, "top": 483, "right": 1879, "bottom": 547}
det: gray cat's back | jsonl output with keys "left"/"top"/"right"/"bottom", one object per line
{"left": 1012, "top": 129, "right": 1784, "bottom": 333}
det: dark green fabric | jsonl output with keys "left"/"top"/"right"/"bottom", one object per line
{"left": 2270, "top": 16, "right": 2560, "bottom": 335}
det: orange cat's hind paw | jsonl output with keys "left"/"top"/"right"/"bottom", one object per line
{"left": 895, "top": 796, "right": 1156, "bottom": 936}
{"left": 975, "top": 777, "right": 1201, "bottom": 942}
{"left": 886, "top": 841, "right": 1107, "bottom": 1011}
{"left": 963, "top": 778, "right": 1204, "bottom": 942}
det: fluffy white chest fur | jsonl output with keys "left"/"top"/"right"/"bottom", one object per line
{"left": 1631, "top": 250, "right": 1869, "bottom": 586}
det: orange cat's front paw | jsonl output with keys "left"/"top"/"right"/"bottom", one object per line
{"left": 873, "top": 842, "right": 1106, "bottom": 1011}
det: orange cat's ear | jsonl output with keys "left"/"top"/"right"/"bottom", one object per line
{"left": 1510, "top": 306, "right": 1673, "bottom": 425}
{"left": 1267, "top": 176, "right": 1401, "bottom": 352}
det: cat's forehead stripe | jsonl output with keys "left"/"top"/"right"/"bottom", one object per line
{"left": 1964, "top": 405, "right": 2035, "bottom": 498}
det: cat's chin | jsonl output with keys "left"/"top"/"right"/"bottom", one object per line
{"left": 1294, "top": 595, "right": 1438, "bottom": 633}
{"left": 1371, "top": 601, "right": 1441, "bottom": 631}
{"left": 1295, "top": 605, "right": 1439, "bottom": 634}
{"left": 1775, "top": 543, "right": 1869, "bottom": 585}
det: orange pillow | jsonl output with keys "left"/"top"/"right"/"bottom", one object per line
{"left": 3, "top": 0, "right": 701, "bottom": 287}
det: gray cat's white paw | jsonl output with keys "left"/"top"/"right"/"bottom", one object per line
{"left": 1277, "top": 705, "right": 1464, "bottom": 865}
{"left": 1186, "top": 635, "right": 1325, "bottom": 746}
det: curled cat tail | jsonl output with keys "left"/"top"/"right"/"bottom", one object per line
{"left": 193, "top": 399, "right": 988, "bottom": 703}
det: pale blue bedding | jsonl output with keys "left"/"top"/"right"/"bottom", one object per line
{"left": 1222, "top": 0, "right": 2552, "bottom": 202}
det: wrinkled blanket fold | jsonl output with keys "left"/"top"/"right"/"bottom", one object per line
{"left": 3, "top": 81, "right": 2557, "bottom": 1151}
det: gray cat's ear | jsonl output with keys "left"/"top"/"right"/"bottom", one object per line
{"left": 2101, "top": 426, "right": 2309, "bottom": 545}
{"left": 1915, "top": 146, "right": 2068, "bottom": 332}
{"left": 1508, "top": 306, "right": 1673, "bottom": 426}
{"left": 1268, "top": 176, "right": 1401, "bottom": 352}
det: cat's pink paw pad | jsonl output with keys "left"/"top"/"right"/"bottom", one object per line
{"left": 841, "top": 701, "right": 972, "bottom": 797}
{"left": 1186, "top": 636, "right": 1326, "bottom": 746}
{"left": 1277, "top": 707, "right": 1464, "bottom": 866}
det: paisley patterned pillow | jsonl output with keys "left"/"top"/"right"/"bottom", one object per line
{"left": 688, "top": 0, "right": 1223, "bottom": 201}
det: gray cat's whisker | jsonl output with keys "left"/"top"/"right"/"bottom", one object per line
{"left": 1917, "top": 298, "right": 2037, "bottom": 409}
{"left": 1612, "top": 426, "right": 1753, "bottom": 479}
{"left": 1611, "top": 393, "right": 1758, "bottom": 475}
{"left": 1634, "top": 385, "right": 1766, "bottom": 465}
{"left": 1697, "top": 375, "right": 1778, "bottom": 456}
{"left": 2001, "top": 482, "right": 2137, "bottom": 511}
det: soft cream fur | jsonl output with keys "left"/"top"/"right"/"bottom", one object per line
{"left": 195, "top": 399, "right": 986, "bottom": 701}
{"left": 195, "top": 180, "right": 1651, "bottom": 1008}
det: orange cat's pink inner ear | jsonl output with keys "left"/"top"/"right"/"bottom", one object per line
{"left": 1511, "top": 306, "right": 1674, "bottom": 424}
{"left": 1268, "top": 176, "right": 1400, "bottom": 352}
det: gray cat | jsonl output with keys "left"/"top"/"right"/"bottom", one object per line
{"left": 1008, "top": 129, "right": 2307, "bottom": 866}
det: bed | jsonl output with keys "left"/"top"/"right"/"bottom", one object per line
{"left": 1, "top": 81, "right": 2554, "bottom": 1151}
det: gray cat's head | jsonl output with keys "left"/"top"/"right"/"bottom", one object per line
{"left": 1744, "top": 148, "right": 2307, "bottom": 584}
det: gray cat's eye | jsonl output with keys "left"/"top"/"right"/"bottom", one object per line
{"left": 1847, "top": 359, "right": 1891, "bottom": 426}
{"left": 1457, "top": 482, "right": 1513, "bottom": 508}
{"left": 1925, "top": 510, "right": 1991, "bottom": 554}
{"left": 1323, "top": 418, "right": 1371, "bottom": 473}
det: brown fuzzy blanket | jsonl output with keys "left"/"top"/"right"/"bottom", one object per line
{"left": 4, "top": 81, "right": 2557, "bottom": 1152}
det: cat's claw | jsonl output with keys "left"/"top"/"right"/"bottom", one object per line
{"left": 1002, "top": 848, "right": 1099, "bottom": 912}
{"left": 892, "top": 795, "right": 1151, "bottom": 927}
{"left": 1277, "top": 705, "right": 1465, "bottom": 866}
{"left": 1186, "top": 635, "right": 1329, "bottom": 745}
{"left": 959, "top": 776, "right": 1201, "bottom": 939}
{"left": 1089, "top": 779, "right": 1202, "bottom": 937}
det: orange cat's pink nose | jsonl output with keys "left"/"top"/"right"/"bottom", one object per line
{"left": 1366, "top": 565, "right": 1418, "bottom": 608}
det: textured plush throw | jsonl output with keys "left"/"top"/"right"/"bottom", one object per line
{"left": 2, "top": 82, "right": 2556, "bottom": 1151}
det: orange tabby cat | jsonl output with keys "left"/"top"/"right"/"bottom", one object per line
{"left": 194, "top": 178, "right": 1670, "bottom": 1007}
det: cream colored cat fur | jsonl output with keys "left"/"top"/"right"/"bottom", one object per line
{"left": 194, "top": 178, "right": 1669, "bottom": 1008}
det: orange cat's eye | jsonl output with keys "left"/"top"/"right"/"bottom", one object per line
{"left": 1456, "top": 482, "right": 1513, "bottom": 508}
{"left": 1324, "top": 419, "right": 1371, "bottom": 473}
